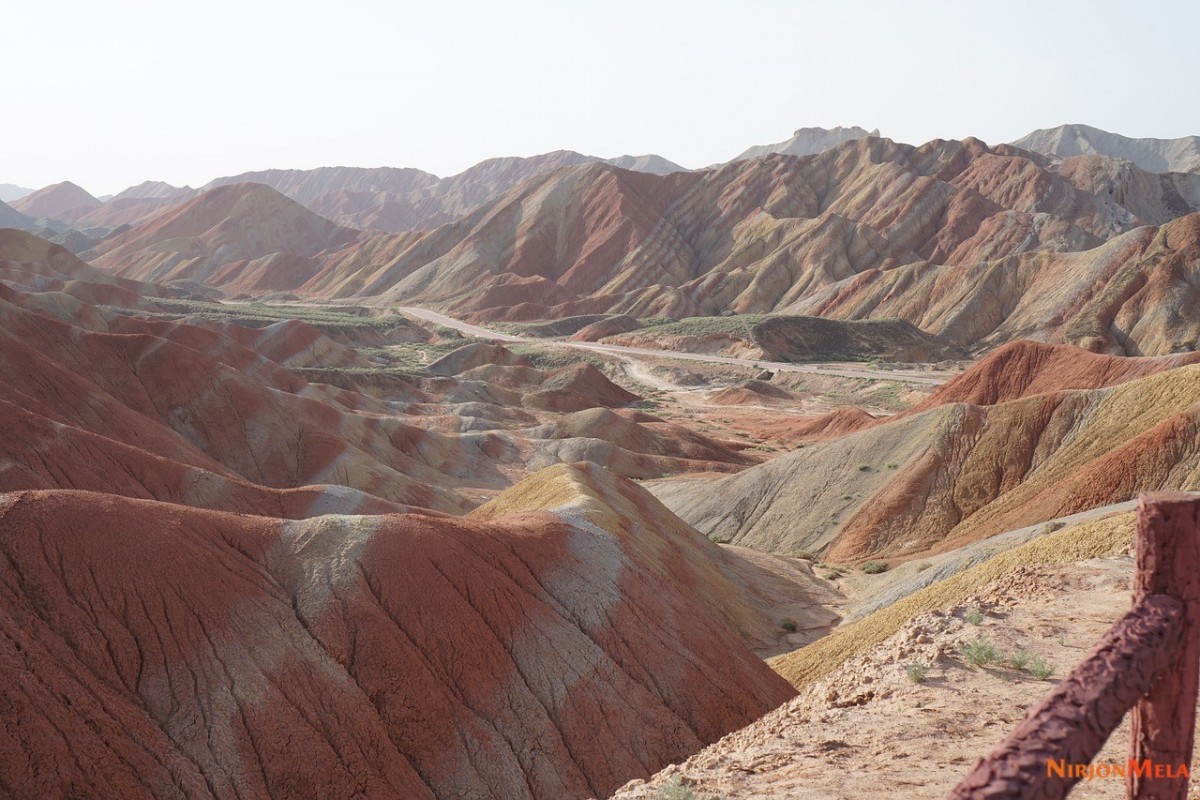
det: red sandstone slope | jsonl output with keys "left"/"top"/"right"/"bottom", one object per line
{"left": 653, "top": 356, "right": 1200, "bottom": 563}
{"left": 85, "top": 139, "right": 1200, "bottom": 355}
{"left": 0, "top": 280, "right": 475, "bottom": 513}
{"left": 792, "top": 211, "right": 1200, "bottom": 355}
{"left": 10, "top": 180, "right": 102, "bottom": 223}
{"left": 745, "top": 338, "right": 1200, "bottom": 450}
{"left": 90, "top": 183, "right": 361, "bottom": 292}
{"left": 117, "top": 137, "right": 1121, "bottom": 313}
{"left": 0, "top": 227, "right": 171, "bottom": 306}
{"left": 299, "top": 137, "right": 1138, "bottom": 317}
{"left": 0, "top": 259, "right": 751, "bottom": 516}
{"left": 199, "top": 152, "right": 608, "bottom": 233}
{"left": 74, "top": 195, "right": 180, "bottom": 228}
{"left": 0, "top": 465, "right": 800, "bottom": 800}
{"left": 911, "top": 339, "right": 1200, "bottom": 410}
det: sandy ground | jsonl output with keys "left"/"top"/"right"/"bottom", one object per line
{"left": 607, "top": 557, "right": 1200, "bottom": 800}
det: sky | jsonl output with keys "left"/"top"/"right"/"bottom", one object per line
{"left": 7, "top": 0, "right": 1200, "bottom": 196}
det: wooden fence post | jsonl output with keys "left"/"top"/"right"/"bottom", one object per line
{"left": 944, "top": 492, "right": 1200, "bottom": 799}
{"left": 1129, "top": 492, "right": 1200, "bottom": 800}
{"left": 944, "top": 598, "right": 1182, "bottom": 800}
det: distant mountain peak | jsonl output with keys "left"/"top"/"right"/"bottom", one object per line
{"left": 0, "top": 183, "right": 34, "bottom": 203}
{"left": 729, "top": 126, "right": 881, "bottom": 163}
{"left": 1012, "top": 124, "right": 1200, "bottom": 174}
{"left": 604, "top": 154, "right": 688, "bottom": 175}
{"left": 11, "top": 181, "right": 103, "bottom": 224}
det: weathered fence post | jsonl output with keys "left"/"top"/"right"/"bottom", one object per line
{"left": 944, "top": 492, "right": 1200, "bottom": 799}
{"left": 1129, "top": 492, "right": 1200, "bottom": 800}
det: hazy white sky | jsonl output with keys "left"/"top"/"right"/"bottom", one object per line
{"left": 8, "top": 0, "right": 1199, "bottom": 195}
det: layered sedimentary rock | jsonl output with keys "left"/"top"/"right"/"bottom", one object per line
{"left": 195, "top": 151, "right": 683, "bottom": 233}
{"left": 910, "top": 339, "right": 1200, "bottom": 409}
{"left": 11, "top": 180, "right": 103, "bottom": 224}
{"left": 287, "top": 138, "right": 1198, "bottom": 353}
{"left": 3, "top": 231, "right": 758, "bottom": 505}
{"left": 334, "top": 137, "right": 1119, "bottom": 320}
{"left": 0, "top": 228, "right": 169, "bottom": 306}
{"left": 794, "top": 212, "right": 1200, "bottom": 355}
{"left": 0, "top": 463, "right": 805, "bottom": 800}
{"left": 730, "top": 125, "right": 880, "bottom": 162}
{"left": 81, "top": 137, "right": 1200, "bottom": 356}
{"left": 0, "top": 228, "right": 813, "bottom": 798}
{"left": 652, "top": 343, "right": 1200, "bottom": 561}
{"left": 89, "top": 183, "right": 361, "bottom": 292}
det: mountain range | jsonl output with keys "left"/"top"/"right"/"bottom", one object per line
{"left": 78, "top": 133, "right": 1200, "bottom": 357}
{"left": 8, "top": 121, "right": 1200, "bottom": 800}
{"left": 1013, "top": 123, "right": 1200, "bottom": 174}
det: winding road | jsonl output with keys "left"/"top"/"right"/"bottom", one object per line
{"left": 400, "top": 307, "right": 952, "bottom": 386}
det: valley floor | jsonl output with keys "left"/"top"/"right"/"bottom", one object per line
{"left": 608, "top": 556, "right": 1200, "bottom": 800}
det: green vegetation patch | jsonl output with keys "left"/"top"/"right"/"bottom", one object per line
{"left": 142, "top": 298, "right": 406, "bottom": 329}
{"left": 636, "top": 313, "right": 774, "bottom": 339}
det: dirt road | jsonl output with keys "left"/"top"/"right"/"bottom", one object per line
{"left": 400, "top": 307, "right": 950, "bottom": 386}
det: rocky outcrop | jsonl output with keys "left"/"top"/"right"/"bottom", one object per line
{"left": 606, "top": 154, "right": 687, "bottom": 175}
{"left": 0, "top": 277, "right": 473, "bottom": 513}
{"left": 0, "top": 227, "right": 171, "bottom": 306}
{"left": 571, "top": 315, "right": 643, "bottom": 341}
{"left": 708, "top": 380, "right": 795, "bottom": 405}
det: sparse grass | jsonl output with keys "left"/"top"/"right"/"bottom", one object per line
{"left": 657, "top": 775, "right": 695, "bottom": 800}
{"left": 886, "top": 462, "right": 899, "bottom": 470}
{"left": 768, "top": 513, "right": 1134, "bottom": 690}
{"left": 506, "top": 345, "right": 608, "bottom": 371}
{"left": 961, "top": 636, "right": 1000, "bottom": 667}
{"left": 841, "top": 494, "right": 853, "bottom": 501}
{"left": 792, "top": 550, "right": 818, "bottom": 561}
{"left": 964, "top": 607, "right": 984, "bottom": 625}
{"left": 857, "top": 464, "right": 872, "bottom": 472}
{"left": 636, "top": 314, "right": 773, "bottom": 340}
{"left": 387, "top": 339, "right": 485, "bottom": 370}
{"left": 915, "top": 562, "right": 933, "bottom": 572}
{"left": 823, "top": 568, "right": 846, "bottom": 580}
{"left": 1029, "top": 656, "right": 1056, "bottom": 680}
{"left": 905, "top": 663, "right": 928, "bottom": 684}
{"left": 139, "top": 298, "right": 405, "bottom": 330}
{"left": 781, "top": 619, "right": 799, "bottom": 633}
{"left": 1008, "top": 651, "right": 1031, "bottom": 671}
{"left": 861, "top": 560, "right": 888, "bottom": 574}
{"left": 486, "top": 315, "right": 612, "bottom": 338}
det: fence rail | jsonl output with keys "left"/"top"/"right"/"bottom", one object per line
{"left": 946, "top": 493, "right": 1200, "bottom": 800}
